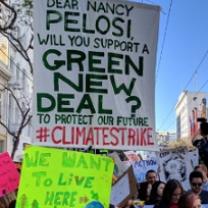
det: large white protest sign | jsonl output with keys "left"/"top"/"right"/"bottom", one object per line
{"left": 159, "top": 148, "right": 192, "bottom": 190}
{"left": 33, "top": 0, "right": 160, "bottom": 150}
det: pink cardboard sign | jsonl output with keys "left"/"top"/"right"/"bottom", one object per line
{"left": 0, "top": 152, "right": 20, "bottom": 197}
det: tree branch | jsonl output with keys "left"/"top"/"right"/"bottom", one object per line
{"left": 0, "top": 0, "right": 33, "bottom": 159}
{"left": 0, "top": 120, "right": 15, "bottom": 137}
{"left": 1, "top": 31, "right": 33, "bottom": 74}
{"left": 11, "top": 110, "right": 32, "bottom": 159}
{"left": 26, "top": 34, "right": 34, "bottom": 51}
{"left": 0, "top": 0, "right": 17, "bottom": 30}
{"left": 3, "top": 86, "right": 24, "bottom": 116}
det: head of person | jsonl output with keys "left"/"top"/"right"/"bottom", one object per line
{"left": 189, "top": 171, "right": 203, "bottom": 194}
{"left": 149, "top": 181, "right": 166, "bottom": 203}
{"left": 178, "top": 192, "right": 201, "bottom": 208}
{"left": 146, "top": 170, "right": 157, "bottom": 185}
{"left": 194, "top": 164, "right": 208, "bottom": 181}
{"left": 161, "top": 179, "right": 183, "bottom": 205}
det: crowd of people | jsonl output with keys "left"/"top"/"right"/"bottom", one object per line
{"left": 110, "top": 164, "right": 208, "bottom": 208}
{"left": 0, "top": 157, "right": 208, "bottom": 208}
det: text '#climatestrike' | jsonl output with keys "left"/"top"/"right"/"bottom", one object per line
{"left": 35, "top": 126, "right": 154, "bottom": 147}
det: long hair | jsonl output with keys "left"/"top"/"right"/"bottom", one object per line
{"left": 148, "top": 181, "right": 166, "bottom": 205}
{"left": 160, "top": 179, "right": 183, "bottom": 205}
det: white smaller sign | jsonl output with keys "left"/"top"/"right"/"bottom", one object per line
{"left": 159, "top": 148, "right": 192, "bottom": 190}
{"left": 111, "top": 173, "right": 130, "bottom": 206}
{"left": 110, "top": 167, "right": 137, "bottom": 207}
{"left": 132, "top": 158, "right": 158, "bottom": 183}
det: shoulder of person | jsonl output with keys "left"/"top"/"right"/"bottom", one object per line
{"left": 139, "top": 182, "right": 148, "bottom": 189}
{"left": 200, "top": 190, "right": 208, "bottom": 195}
{"left": 202, "top": 181, "right": 208, "bottom": 191}
{"left": 154, "top": 202, "right": 167, "bottom": 208}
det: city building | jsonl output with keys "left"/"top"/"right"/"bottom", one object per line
{"left": 175, "top": 90, "right": 208, "bottom": 140}
{"left": 156, "top": 131, "right": 176, "bottom": 146}
{"left": 0, "top": 35, "right": 11, "bottom": 152}
{"left": 0, "top": 0, "right": 33, "bottom": 161}
{"left": 7, "top": 33, "right": 33, "bottom": 161}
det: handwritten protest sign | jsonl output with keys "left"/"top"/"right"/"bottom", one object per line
{"left": 0, "top": 152, "right": 19, "bottom": 197}
{"left": 16, "top": 146, "right": 114, "bottom": 208}
{"left": 33, "top": 0, "right": 160, "bottom": 151}
{"left": 132, "top": 158, "right": 158, "bottom": 183}
{"left": 159, "top": 148, "right": 192, "bottom": 190}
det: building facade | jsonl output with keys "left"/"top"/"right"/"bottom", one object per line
{"left": 0, "top": 0, "right": 33, "bottom": 160}
{"left": 175, "top": 91, "right": 208, "bottom": 140}
{"left": 7, "top": 32, "right": 33, "bottom": 161}
{"left": 0, "top": 35, "right": 11, "bottom": 152}
{"left": 156, "top": 131, "right": 176, "bottom": 146}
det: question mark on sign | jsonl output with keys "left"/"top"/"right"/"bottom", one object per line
{"left": 126, "top": 96, "right": 141, "bottom": 117}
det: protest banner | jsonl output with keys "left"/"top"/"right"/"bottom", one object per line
{"left": 110, "top": 166, "right": 137, "bottom": 207}
{"left": 188, "top": 148, "right": 199, "bottom": 169}
{"left": 33, "top": 0, "right": 160, "bottom": 151}
{"left": 159, "top": 148, "right": 192, "bottom": 190}
{"left": 0, "top": 152, "right": 19, "bottom": 197}
{"left": 16, "top": 146, "right": 114, "bottom": 208}
{"left": 132, "top": 158, "right": 158, "bottom": 183}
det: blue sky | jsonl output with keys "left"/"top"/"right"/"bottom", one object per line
{"left": 133, "top": 0, "right": 208, "bottom": 133}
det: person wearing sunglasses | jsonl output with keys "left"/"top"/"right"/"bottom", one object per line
{"left": 194, "top": 164, "right": 208, "bottom": 191}
{"left": 189, "top": 170, "right": 208, "bottom": 204}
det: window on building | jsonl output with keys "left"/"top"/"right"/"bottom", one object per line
{"left": 22, "top": 68, "right": 26, "bottom": 89}
{"left": 0, "top": 140, "right": 4, "bottom": 152}
{"left": 177, "top": 115, "right": 181, "bottom": 139}
{"left": 0, "top": 92, "right": 2, "bottom": 121}
{"left": 8, "top": 93, "right": 14, "bottom": 128}
{"left": 10, "top": 56, "right": 14, "bottom": 73}
{"left": 16, "top": 63, "right": 20, "bottom": 82}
